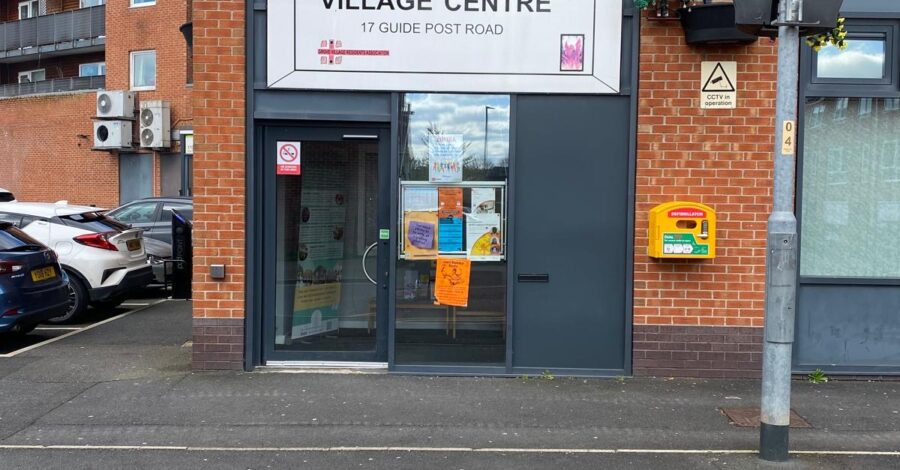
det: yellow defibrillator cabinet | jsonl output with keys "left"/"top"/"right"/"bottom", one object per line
{"left": 648, "top": 201, "right": 716, "bottom": 259}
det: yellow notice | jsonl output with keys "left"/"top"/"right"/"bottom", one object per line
{"left": 781, "top": 120, "right": 796, "bottom": 156}
{"left": 434, "top": 258, "right": 471, "bottom": 308}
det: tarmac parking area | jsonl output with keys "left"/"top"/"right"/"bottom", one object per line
{"left": 0, "top": 287, "right": 169, "bottom": 357}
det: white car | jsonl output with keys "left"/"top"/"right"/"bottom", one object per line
{"left": 0, "top": 202, "right": 153, "bottom": 322}
{"left": 0, "top": 188, "right": 14, "bottom": 202}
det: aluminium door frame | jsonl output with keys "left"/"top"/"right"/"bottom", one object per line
{"left": 259, "top": 123, "right": 392, "bottom": 364}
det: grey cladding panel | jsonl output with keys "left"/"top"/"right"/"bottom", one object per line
{"left": 795, "top": 284, "right": 900, "bottom": 369}
{"left": 512, "top": 95, "right": 630, "bottom": 371}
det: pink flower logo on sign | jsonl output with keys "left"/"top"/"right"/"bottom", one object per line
{"left": 560, "top": 35, "right": 584, "bottom": 72}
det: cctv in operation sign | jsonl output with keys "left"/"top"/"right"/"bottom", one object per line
{"left": 267, "top": 0, "right": 622, "bottom": 94}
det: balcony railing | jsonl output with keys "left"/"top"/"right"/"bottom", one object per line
{"left": 0, "top": 75, "right": 105, "bottom": 98}
{"left": 0, "top": 5, "right": 105, "bottom": 58}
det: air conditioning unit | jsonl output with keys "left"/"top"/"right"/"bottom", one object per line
{"left": 139, "top": 100, "right": 171, "bottom": 148}
{"left": 96, "top": 91, "right": 135, "bottom": 119}
{"left": 93, "top": 120, "right": 133, "bottom": 149}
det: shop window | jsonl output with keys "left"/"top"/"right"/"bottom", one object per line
{"left": 801, "top": 98, "right": 900, "bottom": 279}
{"left": 18, "top": 69, "right": 45, "bottom": 83}
{"left": 130, "top": 50, "right": 156, "bottom": 90}
{"left": 396, "top": 94, "right": 511, "bottom": 366}
{"left": 79, "top": 62, "right": 106, "bottom": 77}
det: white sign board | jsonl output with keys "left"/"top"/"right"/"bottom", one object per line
{"left": 700, "top": 61, "right": 737, "bottom": 109}
{"left": 276, "top": 141, "right": 302, "bottom": 175}
{"left": 267, "top": 0, "right": 622, "bottom": 94}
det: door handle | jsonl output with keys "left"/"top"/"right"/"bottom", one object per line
{"left": 362, "top": 242, "right": 378, "bottom": 285}
{"left": 343, "top": 134, "right": 379, "bottom": 140}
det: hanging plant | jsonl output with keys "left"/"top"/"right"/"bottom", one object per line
{"left": 805, "top": 17, "right": 848, "bottom": 51}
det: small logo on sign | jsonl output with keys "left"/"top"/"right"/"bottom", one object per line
{"left": 318, "top": 39, "right": 390, "bottom": 65}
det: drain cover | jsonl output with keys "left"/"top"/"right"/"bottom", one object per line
{"left": 720, "top": 407, "right": 812, "bottom": 428}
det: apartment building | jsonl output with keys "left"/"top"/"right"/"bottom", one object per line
{"left": 0, "top": 0, "right": 193, "bottom": 208}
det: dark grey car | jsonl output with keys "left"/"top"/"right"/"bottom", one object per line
{"left": 106, "top": 197, "right": 192, "bottom": 282}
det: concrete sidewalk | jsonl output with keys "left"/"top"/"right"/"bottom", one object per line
{"left": 0, "top": 300, "right": 898, "bottom": 469}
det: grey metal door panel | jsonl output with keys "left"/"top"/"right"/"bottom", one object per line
{"left": 795, "top": 284, "right": 900, "bottom": 371}
{"left": 512, "top": 96, "right": 629, "bottom": 371}
{"left": 118, "top": 154, "right": 153, "bottom": 205}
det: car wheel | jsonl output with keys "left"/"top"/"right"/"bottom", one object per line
{"left": 91, "top": 295, "right": 126, "bottom": 311}
{"left": 46, "top": 273, "right": 88, "bottom": 324}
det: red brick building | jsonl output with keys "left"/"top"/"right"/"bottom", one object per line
{"left": 0, "top": 0, "right": 193, "bottom": 207}
{"left": 188, "top": 0, "right": 898, "bottom": 376}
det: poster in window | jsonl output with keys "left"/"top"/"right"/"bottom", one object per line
{"left": 466, "top": 213, "right": 503, "bottom": 259}
{"left": 403, "top": 211, "right": 439, "bottom": 259}
{"left": 434, "top": 257, "right": 471, "bottom": 308}
{"left": 471, "top": 188, "right": 496, "bottom": 214}
{"left": 428, "top": 134, "right": 464, "bottom": 183}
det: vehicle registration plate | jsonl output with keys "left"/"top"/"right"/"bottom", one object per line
{"left": 31, "top": 266, "right": 56, "bottom": 282}
{"left": 126, "top": 239, "right": 142, "bottom": 251}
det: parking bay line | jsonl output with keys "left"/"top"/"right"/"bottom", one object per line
{"left": 0, "top": 299, "right": 168, "bottom": 358}
{"left": 0, "top": 445, "right": 897, "bottom": 456}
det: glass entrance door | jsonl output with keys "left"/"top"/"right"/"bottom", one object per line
{"left": 263, "top": 126, "right": 390, "bottom": 363}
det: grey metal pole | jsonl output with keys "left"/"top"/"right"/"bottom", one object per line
{"left": 483, "top": 106, "right": 493, "bottom": 169}
{"left": 760, "top": 0, "right": 800, "bottom": 462}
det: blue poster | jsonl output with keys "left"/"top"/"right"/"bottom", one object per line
{"left": 438, "top": 217, "right": 463, "bottom": 252}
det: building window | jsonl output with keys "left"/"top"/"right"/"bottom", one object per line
{"left": 80, "top": 0, "right": 105, "bottom": 7}
{"left": 801, "top": 97, "right": 900, "bottom": 279}
{"left": 18, "top": 69, "right": 45, "bottom": 83}
{"left": 395, "top": 93, "right": 511, "bottom": 366}
{"left": 130, "top": 50, "right": 156, "bottom": 90}
{"left": 130, "top": 0, "right": 155, "bottom": 7}
{"left": 886, "top": 98, "right": 900, "bottom": 112}
{"left": 833, "top": 97, "right": 849, "bottom": 121}
{"left": 816, "top": 39, "right": 886, "bottom": 80}
{"left": 858, "top": 98, "right": 873, "bottom": 117}
{"left": 79, "top": 62, "right": 106, "bottom": 77}
{"left": 18, "top": 0, "right": 38, "bottom": 19}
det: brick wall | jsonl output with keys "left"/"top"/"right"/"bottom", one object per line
{"left": 0, "top": 92, "right": 119, "bottom": 207}
{"left": 191, "top": 0, "right": 246, "bottom": 370}
{"left": 633, "top": 6, "right": 778, "bottom": 377}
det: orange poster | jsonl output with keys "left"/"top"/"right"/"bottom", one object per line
{"left": 438, "top": 187, "right": 463, "bottom": 219}
{"left": 434, "top": 257, "right": 471, "bottom": 308}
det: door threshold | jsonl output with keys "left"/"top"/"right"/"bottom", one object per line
{"left": 260, "top": 361, "right": 389, "bottom": 374}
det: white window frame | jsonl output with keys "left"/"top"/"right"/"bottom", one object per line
{"left": 130, "top": 50, "right": 157, "bottom": 91}
{"left": 130, "top": 0, "right": 155, "bottom": 8}
{"left": 79, "top": 62, "right": 106, "bottom": 77}
{"left": 18, "top": 0, "right": 38, "bottom": 19}
{"left": 80, "top": 0, "right": 106, "bottom": 7}
{"left": 18, "top": 68, "right": 45, "bottom": 83}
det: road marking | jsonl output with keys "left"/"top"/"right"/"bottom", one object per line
{"left": 120, "top": 303, "right": 150, "bottom": 307}
{"left": 0, "top": 445, "right": 897, "bottom": 456}
{"left": 0, "top": 300, "right": 167, "bottom": 358}
{"left": 33, "top": 327, "right": 81, "bottom": 331}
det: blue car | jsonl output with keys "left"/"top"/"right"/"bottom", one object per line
{"left": 0, "top": 222, "right": 70, "bottom": 335}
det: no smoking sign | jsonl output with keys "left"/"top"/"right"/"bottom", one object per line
{"left": 276, "top": 141, "right": 301, "bottom": 175}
